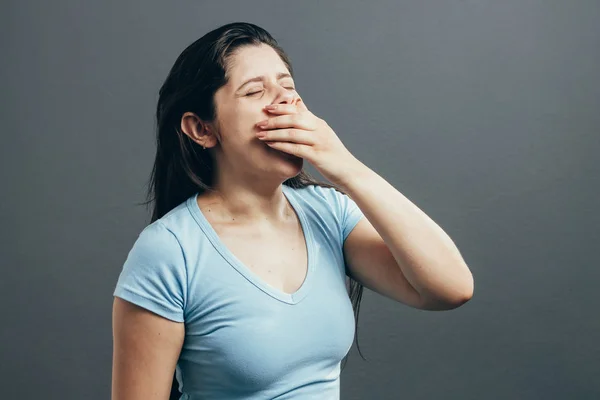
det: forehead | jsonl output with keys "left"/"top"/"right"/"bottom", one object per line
{"left": 226, "top": 44, "right": 290, "bottom": 83}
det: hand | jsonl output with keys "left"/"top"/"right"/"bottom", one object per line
{"left": 255, "top": 99, "right": 361, "bottom": 186}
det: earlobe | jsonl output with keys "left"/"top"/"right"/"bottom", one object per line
{"left": 199, "top": 125, "right": 213, "bottom": 150}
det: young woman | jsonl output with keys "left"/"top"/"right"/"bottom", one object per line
{"left": 111, "top": 22, "right": 474, "bottom": 400}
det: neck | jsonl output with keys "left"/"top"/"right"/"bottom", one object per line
{"left": 201, "top": 171, "right": 292, "bottom": 224}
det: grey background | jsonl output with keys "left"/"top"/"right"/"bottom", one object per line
{"left": 2, "top": 0, "right": 599, "bottom": 399}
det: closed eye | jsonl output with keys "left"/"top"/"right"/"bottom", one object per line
{"left": 246, "top": 87, "right": 295, "bottom": 96}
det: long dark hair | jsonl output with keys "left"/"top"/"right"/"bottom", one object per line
{"left": 141, "top": 22, "right": 366, "bottom": 399}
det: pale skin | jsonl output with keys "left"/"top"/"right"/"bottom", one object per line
{"left": 112, "top": 43, "right": 474, "bottom": 399}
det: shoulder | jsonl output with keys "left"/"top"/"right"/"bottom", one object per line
{"left": 116, "top": 220, "right": 189, "bottom": 322}
{"left": 155, "top": 195, "right": 196, "bottom": 234}
{"left": 125, "top": 195, "right": 203, "bottom": 265}
{"left": 284, "top": 183, "right": 344, "bottom": 206}
{"left": 285, "top": 184, "right": 355, "bottom": 216}
{"left": 284, "top": 183, "right": 361, "bottom": 229}
{"left": 128, "top": 220, "right": 184, "bottom": 265}
{"left": 143, "top": 194, "right": 206, "bottom": 248}
{"left": 285, "top": 183, "right": 364, "bottom": 242}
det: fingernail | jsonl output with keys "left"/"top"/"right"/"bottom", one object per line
{"left": 256, "top": 120, "right": 268, "bottom": 128}
{"left": 265, "top": 104, "right": 277, "bottom": 110}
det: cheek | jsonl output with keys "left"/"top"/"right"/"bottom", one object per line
{"left": 218, "top": 107, "right": 263, "bottom": 146}
{"left": 235, "top": 103, "right": 265, "bottom": 128}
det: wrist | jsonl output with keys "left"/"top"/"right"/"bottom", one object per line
{"left": 335, "top": 156, "right": 371, "bottom": 193}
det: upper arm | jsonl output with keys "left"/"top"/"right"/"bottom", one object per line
{"left": 111, "top": 221, "right": 188, "bottom": 399}
{"left": 343, "top": 217, "right": 425, "bottom": 309}
{"left": 112, "top": 297, "right": 184, "bottom": 400}
{"left": 315, "top": 185, "right": 424, "bottom": 309}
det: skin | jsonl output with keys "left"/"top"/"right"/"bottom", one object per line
{"left": 112, "top": 298, "right": 183, "bottom": 399}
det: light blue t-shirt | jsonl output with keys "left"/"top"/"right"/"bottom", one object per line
{"left": 113, "top": 184, "right": 364, "bottom": 399}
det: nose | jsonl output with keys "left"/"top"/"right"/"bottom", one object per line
{"left": 274, "top": 87, "right": 299, "bottom": 106}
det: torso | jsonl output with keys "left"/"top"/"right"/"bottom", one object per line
{"left": 197, "top": 195, "right": 309, "bottom": 295}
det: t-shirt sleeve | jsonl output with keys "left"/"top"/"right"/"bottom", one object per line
{"left": 336, "top": 190, "right": 364, "bottom": 241}
{"left": 315, "top": 185, "right": 364, "bottom": 242}
{"left": 113, "top": 221, "right": 187, "bottom": 322}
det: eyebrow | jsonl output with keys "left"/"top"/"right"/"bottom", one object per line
{"left": 236, "top": 72, "right": 293, "bottom": 92}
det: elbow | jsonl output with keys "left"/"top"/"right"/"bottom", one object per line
{"left": 419, "top": 274, "right": 474, "bottom": 311}
{"left": 455, "top": 272, "right": 474, "bottom": 306}
{"left": 448, "top": 288, "right": 474, "bottom": 309}
{"left": 419, "top": 294, "right": 471, "bottom": 311}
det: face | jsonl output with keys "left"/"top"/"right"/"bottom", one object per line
{"left": 211, "top": 44, "right": 304, "bottom": 182}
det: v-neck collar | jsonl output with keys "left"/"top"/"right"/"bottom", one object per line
{"left": 186, "top": 185, "right": 316, "bottom": 305}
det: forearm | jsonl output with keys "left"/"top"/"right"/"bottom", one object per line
{"left": 338, "top": 159, "right": 474, "bottom": 306}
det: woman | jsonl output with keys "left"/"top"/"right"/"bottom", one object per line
{"left": 112, "top": 22, "right": 474, "bottom": 400}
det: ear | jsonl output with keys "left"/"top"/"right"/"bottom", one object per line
{"left": 181, "top": 112, "right": 216, "bottom": 148}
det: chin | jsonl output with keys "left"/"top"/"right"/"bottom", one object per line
{"left": 277, "top": 154, "right": 304, "bottom": 178}
{"left": 268, "top": 153, "right": 304, "bottom": 181}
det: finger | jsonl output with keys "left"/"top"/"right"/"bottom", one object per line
{"left": 263, "top": 103, "right": 298, "bottom": 114}
{"left": 257, "top": 128, "right": 314, "bottom": 145}
{"left": 256, "top": 114, "right": 312, "bottom": 131}
{"left": 295, "top": 97, "right": 309, "bottom": 112}
{"left": 264, "top": 141, "right": 310, "bottom": 158}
